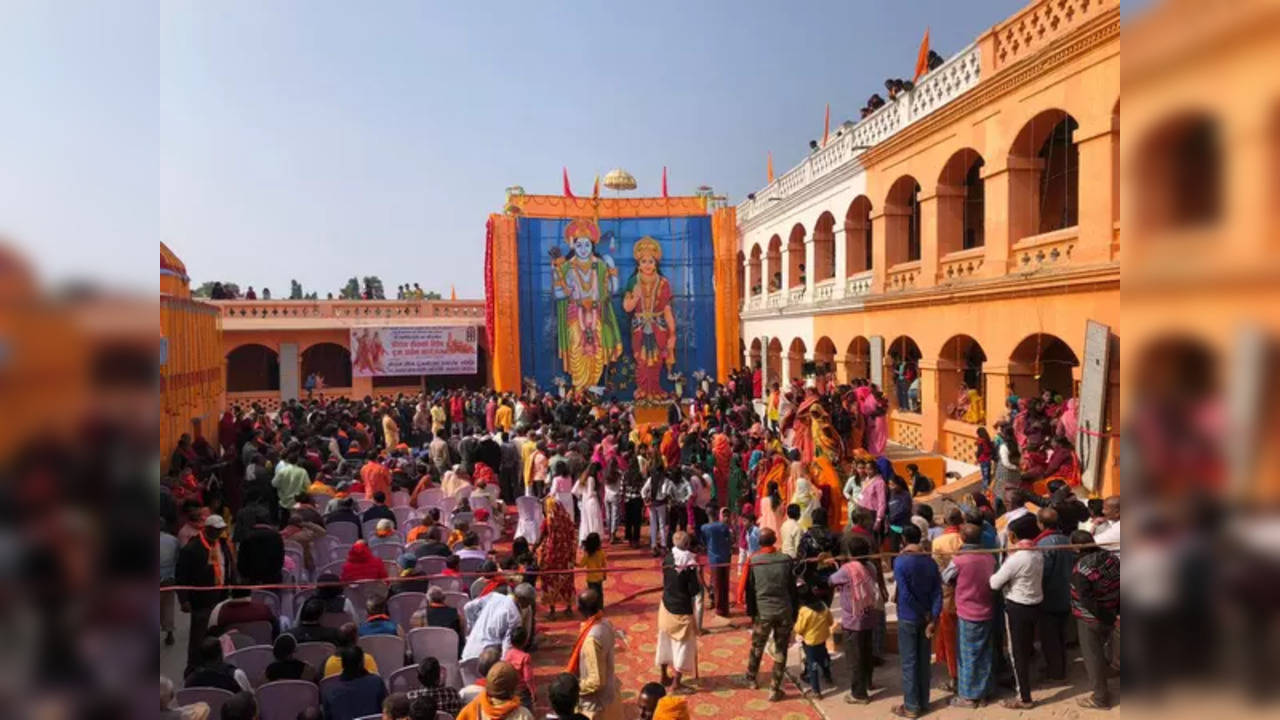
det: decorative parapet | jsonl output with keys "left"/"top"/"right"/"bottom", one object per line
{"left": 788, "top": 287, "right": 807, "bottom": 305}
{"left": 737, "top": 42, "right": 981, "bottom": 226}
{"left": 1009, "top": 227, "right": 1078, "bottom": 274}
{"left": 938, "top": 247, "right": 986, "bottom": 283}
{"left": 214, "top": 299, "right": 486, "bottom": 324}
{"left": 990, "top": 0, "right": 1119, "bottom": 73}
{"left": 845, "top": 271, "right": 873, "bottom": 297}
{"left": 814, "top": 279, "right": 836, "bottom": 301}
{"left": 886, "top": 261, "right": 922, "bottom": 292}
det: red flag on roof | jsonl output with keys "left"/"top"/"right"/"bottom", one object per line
{"left": 822, "top": 103, "right": 830, "bottom": 147}
{"left": 662, "top": 166, "right": 669, "bottom": 198}
{"left": 562, "top": 167, "right": 575, "bottom": 198}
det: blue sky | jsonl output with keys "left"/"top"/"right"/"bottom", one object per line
{"left": 0, "top": 0, "right": 1024, "bottom": 295}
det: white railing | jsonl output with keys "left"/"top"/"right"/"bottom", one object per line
{"left": 737, "top": 42, "right": 981, "bottom": 224}
{"left": 788, "top": 287, "right": 806, "bottom": 305}
{"left": 814, "top": 279, "right": 836, "bottom": 301}
{"left": 766, "top": 292, "right": 782, "bottom": 309}
{"left": 845, "top": 270, "right": 873, "bottom": 297}
{"left": 749, "top": 295, "right": 762, "bottom": 310}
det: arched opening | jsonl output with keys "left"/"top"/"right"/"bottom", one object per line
{"left": 1134, "top": 111, "right": 1222, "bottom": 232}
{"left": 843, "top": 336, "right": 871, "bottom": 383}
{"left": 301, "top": 342, "right": 352, "bottom": 389}
{"left": 766, "top": 338, "right": 783, "bottom": 387}
{"left": 813, "top": 212, "right": 836, "bottom": 283}
{"left": 885, "top": 176, "right": 922, "bottom": 265}
{"left": 938, "top": 335, "right": 987, "bottom": 422}
{"left": 766, "top": 235, "right": 782, "bottom": 293}
{"left": 885, "top": 336, "right": 922, "bottom": 412}
{"left": 226, "top": 344, "right": 280, "bottom": 392}
{"left": 1009, "top": 333, "right": 1080, "bottom": 401}
{"left": 937, "top": 148, "right": 986, "bottom": 255}
{"left": 814, "top": 336, "right": 837, "bottom": 390}
{"left": 1009, "top": 109, "right": 1080, "bottom": 239}
{"left": 844, "top": 196, "right": 873, "bottom": 276}
{"left": 788, "top": 338, "right": 808, "bottom": 386}
{"left": 749, "top": 245, "right": 763, "bottom": 296}
{"left": 749, "top": 338, "right": 763, "bottom": 370}
{"left": 787, "top": 224, "right": 806, "bottom": 289}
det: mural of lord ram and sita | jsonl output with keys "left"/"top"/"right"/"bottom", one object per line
{"left": 516, "top": 214, "right": 717, "bottom": 405}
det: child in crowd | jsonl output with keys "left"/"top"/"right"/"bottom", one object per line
{"left": 975, "top": 427, "right": 995, "bottom": 491}
{"left": 604, "top": 468, "right": 622, "bottom": 544}
{"left": 636, "top": 682, "right": 666, "bottom": 720}
{"left": 577, "top": 532, "right": 607, "bottom": 607}
{"left": 792, "top": 589, "right": 834, "bottom": 697}
{"left": 504, "top": 626, "right": 535, "bottom": 710}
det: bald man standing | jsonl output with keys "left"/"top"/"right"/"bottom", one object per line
{"left": 566, "top": 588, "right": 622, "bottom": 720}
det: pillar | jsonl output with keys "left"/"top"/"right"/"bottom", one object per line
{"left": 870, "top": 213, "right": 889, "bottom": 293}
{"left": 804, "top": 236, "right": 816, "bottom": 300}
{"left": 869, "top": 335, "right": 885, "bottom": 389}
{"left": 833, "top": 226, "right": 848, "bottom": 297}
{"left": 982, "top": 157, "right": 1044, "bottom": 277}
{"left": 983, "top": 365, "right": 1012, "bottom": 425}
{"left": 1075, "top": 125, "right": 1117, "bottom": 264}
{"left": 758, "top": 335, "right": 770, "bottom": 402}
{"left": 917, "top": 359, "right": 942, "bottom": 452}
{"left": 916, "top": 192, "right": 940, "bottom": 289}
{"left": 279, "top": 342, "right": 299, "bottom": 402}
{"left": 779, "top": 246, "right": 792, "bottom": 303}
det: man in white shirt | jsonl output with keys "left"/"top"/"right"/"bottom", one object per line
{"left": 1092, "top": 496, "right": 1120, "bottom": 551}
{"left": 461, "top": 584, "right": 533, "bottom": 662}
{"left": 989, "top": 514, "right": 1044, "bottom": 709}
{"left": 641, "top": 472, "right": 670, "bottom": 555}
{"left": 779, "top": 504, "right": 803, "bottom": 558}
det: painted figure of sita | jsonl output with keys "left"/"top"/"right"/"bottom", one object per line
{"left": 550, "top": 218, "right": 621, "bottom": 389}
{"left": 622, "top": 235, "right": 676, "bottom": 400}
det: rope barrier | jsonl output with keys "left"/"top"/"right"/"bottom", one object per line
{"left": 158, "top": 541, "right": 1115, "bottom": 593}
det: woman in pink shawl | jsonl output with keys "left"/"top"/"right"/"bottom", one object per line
{"left": 1057, "top": 397, "right": 1080, "bottom": 442}
{"left": 857, "top": 386, "right": 888, "bottom": 455}
{"left": 1011, "top": 397, "right": 1030, "bottom": 449}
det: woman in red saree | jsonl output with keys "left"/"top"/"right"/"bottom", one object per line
{"left": 534, "top": 495, "right": 577, "bottom": 618}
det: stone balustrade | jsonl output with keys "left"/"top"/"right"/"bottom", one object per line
{"left": 886, "top": 261, "right": 922, "bottom": 292}
{"left": 214, "top": 298, "right": 486, "bottom": 324}
{"left": 813, "top": 279, "right": 836, "bottom": 301}
{"left": 938, "top": 247, "right": 986, "bottom": 283}
{"left": 845, "top": 271, "right": 873, "bottom": 298}
{"left": 788, "top": 286, "right": 806, "bottom": 305}
{"left": 1009, "top": 227, "right": 1078, "bottom": 274}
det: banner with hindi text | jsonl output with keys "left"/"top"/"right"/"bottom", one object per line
{"left": 350, "top": 326, "right": 478, "bottom": 377}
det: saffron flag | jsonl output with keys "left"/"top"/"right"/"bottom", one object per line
{"left": 662, "top": 166, "right": 669, "bottom": 198}
{"left": 450, "top": 284, "right": 457, "bottom": 301}
{"left": 592, "top": 175, "right": 599, "bottom": 200}
{"left": 914, "top": 28, "right": 931, "bottom": 82}
{"left": 767, "top": 152, "right": 774, "bottom": 184}
{"left": 562, "top": 167, "right": 574, "bottom": 198}
{"left": 822, "top": 103, "right": 830, "bottom": 147}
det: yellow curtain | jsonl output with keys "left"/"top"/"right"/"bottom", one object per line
{"left": 489, "top": 214, "right": 521, "bottom": 392}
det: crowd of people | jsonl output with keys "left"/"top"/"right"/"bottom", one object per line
{"left": 161, "top": 374, "right": 1117, "bottom": 720}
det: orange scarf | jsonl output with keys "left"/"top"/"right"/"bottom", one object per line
{"left": 477, "top": 577, "right": 508, "bottom": 598}
{"left": 456, "top": 693, "right": 525, "bottom": 720}
{"left": 199, "top": 533, "right": 225, "bottom": 587}
{"left": 565, "top": 612, "right": 603, "bottom": 674}
{"left": 735, "top": 546, "right": 776, "bottom": 604}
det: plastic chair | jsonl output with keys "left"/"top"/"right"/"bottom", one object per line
{"left": 438, "top": 495, "right": 458, "bottom": 514}
{"left": 282, "top": 548, "right": 307, "bottom": 583}
{"left": 344, "top": 585, "right": 371, "bottom": 622}
{"left": 407, "top": 626, "right": 461, "bottom": 686}
{"left": 348, "top": 491, "right": 367, "bottom": 501}
{"left": 223, "top": 629, "right": 256, "bottom": 650}
{"left": 388, "top": 591, "right": 426, "bottom": 632}
{"left": 386, "top": 664, "right": 424, "bottom": 694}
{"left": 251, "top": 589, "right": 282, "bottom": 618}
{"left": 318, "top": 673, "right": 342, "bottom": 696}
{"left": 441, "top": 591, "right": 469, "bottom": 611}
{"left": 310, "top": 492, "right": 334, "bottom": 509}
{"left": 405, "top": 540, "right": 429, "bottom": 557}
{"left": 318, "top": 559, "right": 346, "bottom": 578}
{"left": 309, "top": 535, "right": 337, "bottom": 569}
{"left": 293, "top": 641, "right": 335, "bottom": 671}
{"left": 514, "top": 496, "right": 543, "bottom": 545}
{"left": 372, "top": 542, "right": 405, "bottom": 562}
{"left": 356, "top": 499, "right": 375, "bottom": 514}
{"left": 318, "top": 610, "right": 354, "bottom": 630}
{"left": 223, "top": 620, "right": 274, "bottom": 646}
{"left": 457, "top": 556, "right": 486, "bottom": 575}
{"left": 456, "top": 486, "right": 473, "bottom": 500}
{"left": 174, "top": 687, "right": 235, "bottom": 718}
{"left": 450, "top": 512, "right": 473, "bottom": 528}
{"left": 362, "top": 519, "right": 384, "bottom": 539}
{"left": 391, "top": 490, "right": 411, "bottom": 507}
{"left": 468, "top": 495, "right": 491, "bottom": 513}
{"left": 472, "top": 524, "right": 495, "bottom": 552}
{"left": 417, "top": 488, "right": 443, "bottom": 508}
{"left": 392, "top": 506, "right": 415, "bottom": 528}
{"left": 329, "top": 544, "right": 354, "bottom": 564}
{"left": 255, "top": 680, "right": 320, "bottom": 720}
{"left": 428, "top": 576, "right": 463, "bottom": 594}
{"left": 384, "top": 560, "right": 400, "bottom": 577}
{"left": 414, "top": 556, "right": 447, "bottom": 577}
{"left": 327, "top": 521, "right": 360, "bottom": 546}
{"left": 358, "top": 633, "right": 407, "bottom": 674}
{"left": 226, "top": 644, "right": 274, "bottom": 687}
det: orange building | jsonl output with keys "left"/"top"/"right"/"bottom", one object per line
{"left": 161, "top": 243, "right": 224, "bottom": 468}
{"left": 736, "top": 0, "right": 1120, "bottom": 495}
{"left": 213, "top": 297, "right": 488, "bottom": 415}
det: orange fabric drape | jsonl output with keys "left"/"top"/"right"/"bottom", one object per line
{"left": 488, "top": 213, "right": 521, "bottom": 392}
{"left": 711, "top": 206, "right": 741, "bottom": 383}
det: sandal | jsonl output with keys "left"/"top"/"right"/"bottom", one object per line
{"left": 890, "top": 704, "right": 921, "bottom": 719}
{"left": 1077, "top": 696, "right": 1110, "bottom": 710}
{"left": 1001, "top": 699, "right": 1035, "bottom": 710}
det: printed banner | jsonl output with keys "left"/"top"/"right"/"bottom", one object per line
{"left": 516, "top": 215, "right": 717, "bottom": 402}
{"left": 350, "top": 326, "right": 478, "bottom": 377}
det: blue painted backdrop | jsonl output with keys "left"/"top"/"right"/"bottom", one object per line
{"left": 517, "top": 215, "right": 717, "bottom": 400}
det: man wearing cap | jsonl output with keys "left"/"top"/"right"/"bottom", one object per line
{"left": 175, "top": 513, "right": 234, "bottom": 673}
{"left": 456, "top": 661, "right": 534, "bottom": 720}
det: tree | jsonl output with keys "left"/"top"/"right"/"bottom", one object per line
{"left": 361, "top": 275, "right": 385, "bottom": 300}
{"left": 424, "top": 290, "right": 442, "bottom": 300}
{"left": 289, "top": 279, "right": 303, "bottom": 299}
{"left": 339, "top": 277, "right": 360, "bottom": 299}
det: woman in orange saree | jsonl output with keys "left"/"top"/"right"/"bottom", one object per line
{"left": 710, "top": 431, "right": 732, "bottom": 507}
